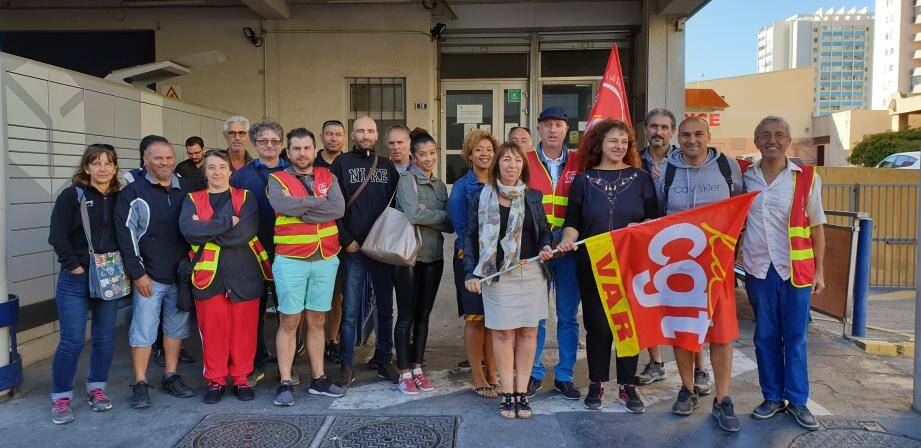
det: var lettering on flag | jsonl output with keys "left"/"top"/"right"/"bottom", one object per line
{"left": 584, "top": 192, "right": 759, "bottom": 357}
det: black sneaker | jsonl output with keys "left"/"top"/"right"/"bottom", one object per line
{"left": 309, "top": 375, "right": 345, "bottom": 398}
{"left": 618, "top": 384, "right": 646, "bottom": 414}
{"left": 525, "top": 377, "right": 543, "bottom": 398}
{"left": 377, "top": 362, "right": 400, "bottom": 384}
{"left": 584, "top": 382, "right": 604, "bottom": 410}
{"left": 672, "top": 386, "right": 699, "bottom": 416}
{"left": 203, "top": 383, "right": 225, "bottom": 404}
{"left": 273, "top": 381, "right": 295, "bottom": 406}
{"left": 554, "top": 380, "right": 581, "bottom": 400}
{"left": 130, "top": 381, "right": 152, "bottom": 409}
{"left": 694, "top": 368, "right": 712, "bottom": 396}
{"left": 234, "top": 384, "right": 256, "bottom": 401}
{"left": 178, "top": 347, "right": 195, "bottom": 364}
{"left": 161, "top": 374, "right": 195, "bottom": 398}
{"left": 636, "top": 361, "right": 666, "bottom": 385}
{"left": 366, "top": 354, "right": 387, "bottom": 370}
{"left": 712, "top": 396, "right": 741, "bottom": 433}
{"left": 752, "top": 400, "right": 787, "bottom": 419}
{"left": 337, "top": 366, "right": 356, "bottom": 388}
{"left": 788, "top": 404, "right": 819, "bottom": 430}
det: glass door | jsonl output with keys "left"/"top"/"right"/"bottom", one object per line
{"left": 540, "top": 81, "right": 598, "bottom": 148}
{"left": 440, "top": 80, "right": 527, "bottom": 184}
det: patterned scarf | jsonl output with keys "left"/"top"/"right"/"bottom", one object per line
{"left": 474, "top": 180, "right": 527, "bottom": 282}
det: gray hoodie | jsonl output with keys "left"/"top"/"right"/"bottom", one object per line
{"left": 655, "top": 147, "right": 744, "bottom": 216}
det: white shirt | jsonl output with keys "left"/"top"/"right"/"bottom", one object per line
{"left": 742, "top": 159, "right": 826, "bottom": 280}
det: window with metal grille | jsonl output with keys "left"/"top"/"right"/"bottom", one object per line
{"left": 346, "top": 77, "right": 406, "bottom": 156}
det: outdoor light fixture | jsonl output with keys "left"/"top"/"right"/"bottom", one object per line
{"left": 243, "top": 27, "right": 264, "bottom": 48}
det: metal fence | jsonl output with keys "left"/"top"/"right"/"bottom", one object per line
{"left": 822, "top": 183, "right": 918, "bottom": 288}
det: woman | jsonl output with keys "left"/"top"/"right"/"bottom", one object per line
{"left": 179, "top": 150, "right": 268, "bottom": 404}
{"left": 393, "top": 130, "right": 453, "bottom": 395}
{"left": 464, "top": 142, "right": 554, "bottom": 420}
{"left": 447, "top": 130, "right": 499, "bottom": 398}
{"left": 48, "top": 144, "right": 124, "bottom": 425}
{"left": 557, "top": 119, "right": 661, "bottom": 414}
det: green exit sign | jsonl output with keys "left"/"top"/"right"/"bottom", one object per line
{"left": 506, "top": 89, "right": 521, "bottom": 103}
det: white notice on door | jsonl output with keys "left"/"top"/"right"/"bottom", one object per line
{"left": 457, "top": 104, "right": 483, "bottom": 124}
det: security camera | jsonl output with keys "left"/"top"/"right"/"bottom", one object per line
{"left": 243, "top": 27, "right": 264, "bottom": 48}
{"left": 430, "top": 23, "right": 446, "bottom": 41}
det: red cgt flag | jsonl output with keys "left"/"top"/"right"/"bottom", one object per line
{"left": 583, "top": 192, "right": 759, "bottom": 357}
{"left": 587, "top": 43, "right": 632, "bottom": 129}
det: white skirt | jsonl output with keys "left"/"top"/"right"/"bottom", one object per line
{"left": 481, "top": 262, "right": 549, "bottom": 330}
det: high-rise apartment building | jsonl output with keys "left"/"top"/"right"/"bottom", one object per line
{"left": 871, "top": 0, "right": 920, "bottom": 109}
{"left": 757, "top": 7, "right": 874, "bottom": 116}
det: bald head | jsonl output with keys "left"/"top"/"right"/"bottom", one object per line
{"left": 677, "top": 116, "right": 711, "bottom": 164}
{"left": 351, "top": 116, "right": 379, "bottom": 152}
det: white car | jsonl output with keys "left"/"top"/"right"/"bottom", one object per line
{"left": 876, "top": 151, "right": 921, "bottom": 169}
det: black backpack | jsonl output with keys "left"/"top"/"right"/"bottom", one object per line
{"left": 662, "top": 151, "right": 734, "bottom": 213}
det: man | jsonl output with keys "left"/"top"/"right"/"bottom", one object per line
{"left": 524, "top": 107, "right": 582, "bottom": 400}
{"left": 330, "top": 116, "right": 400, "bottom": 387}
{"left": 743, "top": 116, "right": 826, "bottom": 430}
{"left": 386, "top": 125, "right": 412, "bottom": 174}
{"left": 224, "top": 116, "right": 254, "bottom": 172}
{"left": 121, "top": 135, "right": 160, "bottom": 184}
{"left": 114, "top": 136, "right": 195, "bottom": 409}
{"left": 508, "top": 126, "right": 533, "bottom": 151}
{"left": 175, "top": 136, "right": 207, "bottom": 191}
{"left": 657, "top": 116, "right": 744, "bottom": 433}
{"left": 267, "top": 128, "right": 347, "bottom": 405}
{"left": 315, "top": 120, "right": 346, "bottom": 170}
{"left": 230, "top": 119, "right": 289, "bottom": 386}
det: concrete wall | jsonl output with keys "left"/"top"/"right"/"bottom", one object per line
{"left": 2, "top": 52, "right": 232, "bottom": 366}
{"left": 686, "top": 67, "right": 814, "bottom": 159}
{"left": 811, "top": 109, "right": 891, "bottom": 166}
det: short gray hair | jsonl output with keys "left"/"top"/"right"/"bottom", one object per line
{"left": 386, "top": 124, "right": 411, "bottom": 138}
{"left": 754, "top": 116, "right": 791, "bottom": 139}
{"left": 223, "top": 115, "right": 250, "bottom": 134}
{"left": 644, "top": 108, "right": 676, "bottom": 129}
{"left": 249, "top": 119, "right": 284, "bottom": 145}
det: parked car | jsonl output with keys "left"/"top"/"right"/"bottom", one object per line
{"left": 875, "top": 152, "right": 921, "bottom": 169}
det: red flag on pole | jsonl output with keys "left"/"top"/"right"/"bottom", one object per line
{"left": 587, "top": 43, "right": 632, "bottom": 129}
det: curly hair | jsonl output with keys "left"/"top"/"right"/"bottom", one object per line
{"left": 578, "top": 119, "right": 641, "bottom": 171}
{"left": 461, "top": 129, "right": 498, "bottom": 164}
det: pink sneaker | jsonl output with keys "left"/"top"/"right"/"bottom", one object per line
{"left": 398, "top": 376, "right": 419, "bottom": 395}
{"left": 412, "top": 372, "right": 434, "bottom": 392}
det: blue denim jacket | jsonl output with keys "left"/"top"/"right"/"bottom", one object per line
{"left": 448, "top": 169, "right": 485, "bottom": 251}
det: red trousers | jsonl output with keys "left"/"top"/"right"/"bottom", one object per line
{"left": 196, "top": 294, "right": 259, "bottom": 386}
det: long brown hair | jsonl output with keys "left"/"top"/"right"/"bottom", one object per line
{"left": 489, "top": 142, "right": 530, "bottom": 188}
{"left": 72, "top": 144, "right": 121, "bottom": 194}
{"left": 578, "top": 119, "right": 641, "bottom": 171}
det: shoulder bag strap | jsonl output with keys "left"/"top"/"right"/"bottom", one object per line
{"left": 75, "top": 187, "right": 96, "bottom": 255}
{"left": 346, "top": 154, "right": 379, "bottom": 209}
{"left": 662, "top": 163, "right": 677, "bottom": 213}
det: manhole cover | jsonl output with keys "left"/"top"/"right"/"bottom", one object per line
{"left": 175, "top": 414, "right": 325, "bottom": 448}
{"left": 790, "top": 429, "right": 921, "bottom": 448}
{"left": 321, "top": 416, "right": 457, "bottom": 448}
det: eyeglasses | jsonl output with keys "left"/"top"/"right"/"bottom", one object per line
{"left": 256, "top": 139, "right": 283, "bottom": 147}
{"left": 226, "top": 131, "right": 247, "bottom": 138}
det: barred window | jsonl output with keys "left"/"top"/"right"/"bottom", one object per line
{"left": 346, "top": 77, "right": 406, "bottom": 156}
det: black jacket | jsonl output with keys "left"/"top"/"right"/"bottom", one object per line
{"left": 179, "top": 190, "right": 264, "bottom": 302}
{"left": 330, "top": 146, "right": 399, "bottom": 248}
{"left": 114, "top": 173, "right": 190, "bottom": 284}
{"left": 49, "top": 185, "right": 120, "bottom": 272}
{"left": 175, "top": 159, "right": 207, "bottom": 191}
{"left": 463, "top": 188, "right": 552, "bottom": 281}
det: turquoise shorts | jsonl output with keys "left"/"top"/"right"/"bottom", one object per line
{"left": 273, "top": 255, "right": 340, "bottom": 314}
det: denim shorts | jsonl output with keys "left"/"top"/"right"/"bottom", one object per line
{"left": 128, "top": 280, "right": 190, "bottom": 347}
{"left": 273, "top": 255, "right": 340, "bottom": 314}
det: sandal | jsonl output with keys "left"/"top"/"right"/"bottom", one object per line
{"left": 473, "top": 386, "right": 497, "bottom": 398}
{"left": 499, "top": 393, "right": 516, "bottom": 420}
{"left": 515, "top": 392, "right": 533, "bottom": 419}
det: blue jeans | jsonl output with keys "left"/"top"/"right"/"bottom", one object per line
{"left": 51, "top": 270, "right": 121, "bottom": 400}
{"left": 745, "top": 265, "right": 811, "bottom": 406}
{"left": 339, "top": 251, "right": 394, "bottom": 367}
{"left": 532, "top": 251, "right": 580, "bottom": 383}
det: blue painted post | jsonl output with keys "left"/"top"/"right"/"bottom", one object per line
{"left": 851, "top": 217, "right": 873, "bottom": 338}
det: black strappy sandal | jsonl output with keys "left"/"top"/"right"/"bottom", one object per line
{"left": 499, "top": 393, "right": 516, "bottom": 420}
{"left": 515, "top": 392, "right": 533, "bottom": 419}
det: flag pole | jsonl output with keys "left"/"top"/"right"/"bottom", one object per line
{"left": 478, "top": 240, "right": 587, "bottom": 283}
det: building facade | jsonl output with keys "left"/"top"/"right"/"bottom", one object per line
{"left": 872, "top": 0, "right": 921, "bottom": 109}
{"left": 757, "top": 7, "right": 874, "bottom": 116}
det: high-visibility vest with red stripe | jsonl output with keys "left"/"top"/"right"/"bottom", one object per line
{"left": 187, "top": 188, "right": 273, "bottom": 290}
{"left": 270, "top": 168, "right": 341, "bottom": 259}
{"left": 525, "top": 150, "right": 581, "bottom": 230}
{"left": 789, "top": 166, "right": 817, "bottom": 287}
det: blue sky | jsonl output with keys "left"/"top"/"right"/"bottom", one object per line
{"left": 686, "top": 0, "right": 875, "bottom": 81}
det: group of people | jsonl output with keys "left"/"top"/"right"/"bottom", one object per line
{"left": 47, "top": 106, "right": 826, "bottom": 435}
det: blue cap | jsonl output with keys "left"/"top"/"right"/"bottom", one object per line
{"left": 538, "top": 107, "right": 567, "bottom": 122}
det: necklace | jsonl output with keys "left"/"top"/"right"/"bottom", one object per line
{"left": 588, "top": 169, "right": 638, "bottom": 207}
